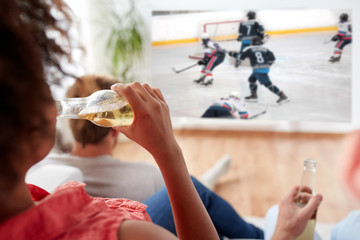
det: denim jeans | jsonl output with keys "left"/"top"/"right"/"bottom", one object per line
{"left": 145, "top": 176, "right": 264, "bottom": 239}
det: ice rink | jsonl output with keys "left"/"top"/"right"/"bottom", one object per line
{"left": 151, "top": 32, "right": 351, "bottom": 123}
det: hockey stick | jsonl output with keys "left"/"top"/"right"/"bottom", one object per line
{"left": 245, "top": 110, "right": 267, "bottom": 120}
{"left": 171, "top": 63, "right": 198, "bottom": 74}
{"left": 324, "top": 39, "right": 332, "bottom": 44}
{"left": 245, "top": 104, "right": 268, "bottom": 120}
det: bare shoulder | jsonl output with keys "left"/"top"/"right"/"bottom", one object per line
{"left": 117, "top": 220, "right": 177, "bottom": 240}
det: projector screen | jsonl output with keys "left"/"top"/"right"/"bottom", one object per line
{"left": 66, "top": 0, "right": 360, "bottom": 133}
{"left": 150, "top": 8, "right": 354, "bottom": 133}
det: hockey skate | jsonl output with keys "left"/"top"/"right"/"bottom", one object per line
{"left": 276, "top": 91, "right": 289, "bottom": 104}
{"left": 193, "top": 75, "right": 205, "bottom": 84}
{"left": 201, "top": 78, "right": 213, "bottom": 86}
{"left": 235, "top": 59, "right": 241, "bottom": 68}
{"left": 245, "top": 93, "right": 258, "bottom": 102}
{"left": 329, "top": 56, "right": 341, "bottom": 63}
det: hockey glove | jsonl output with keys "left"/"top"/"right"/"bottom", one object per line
{"left": 331, "top": 35, "right": 340, "bottom": 41}
{"left": 239, "top": 111, "right": 249, "bottom": 119}
{"left": 237, "top": 35, "right": 243, "bottom": 41}
{"left": 197, "top": 60, "right": 206, "bottom": 65}
{"left": 228, "top": 51, "right": 238, "bottom": 58}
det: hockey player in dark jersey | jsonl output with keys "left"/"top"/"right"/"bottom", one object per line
{"left": 235, "top": 11, "right": 265, "bottom": 67}
{"left": 229, "top": 36, "right": 288, "bottom": 104}
{"left": 329, "top": 13, "right": 352, "bottom": 63}
{"left": 193, "top": 32, "right": 226, "bottom": 86}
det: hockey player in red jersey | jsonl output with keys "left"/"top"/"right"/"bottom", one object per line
{"left": 193, "top": 32, "right": 226, "bottom": 86}
{"left": 329, "top": 13, "right": 352, "bottom": 63}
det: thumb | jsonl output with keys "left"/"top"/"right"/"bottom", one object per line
{"left": 300, "top": 194, "right": 323, "bottom": 219}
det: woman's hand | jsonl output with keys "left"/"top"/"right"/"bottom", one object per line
{"left": 111, "top": 82, "right": 180, "bottom": 160}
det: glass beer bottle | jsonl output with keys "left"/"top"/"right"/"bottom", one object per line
{"left": 295, "top": 159, "right": 317, "bottom": 240}
{"left": 55, "top": 90, "right": 134, "bottom": 127}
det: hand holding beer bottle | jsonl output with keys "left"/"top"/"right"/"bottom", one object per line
{"left": 271, "top": 160, "right": 323, "bottom": 240}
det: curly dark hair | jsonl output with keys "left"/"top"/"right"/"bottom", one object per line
{"left": 0, "top": 0, "right": 73, "bottom": 192}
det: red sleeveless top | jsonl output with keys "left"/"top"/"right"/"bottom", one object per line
{"left": 0, "top": 181, "right": 151, "bottom": 240}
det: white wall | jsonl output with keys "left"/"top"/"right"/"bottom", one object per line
{"left": 65, "top": 0, "right": 152, "bottom": 83}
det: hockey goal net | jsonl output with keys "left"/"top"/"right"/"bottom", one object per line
{"left": 189, "top": 19, "right": 242, "bottom": 59}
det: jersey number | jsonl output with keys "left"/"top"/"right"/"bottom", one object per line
{"left": 246, "top": 25, "right": 252, "bottom": 35}
{"left": 255, "top": 52, "right": 264, "bottom": 63}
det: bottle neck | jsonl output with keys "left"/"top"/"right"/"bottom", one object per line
{"left": 55, "top": 98, "right": 88, "bottom": 119}
{"left": 299, "top": 159, "right": 317, "bottom": 195}
{"left": 299, "top": 169, "right": 316, "bottom": 195}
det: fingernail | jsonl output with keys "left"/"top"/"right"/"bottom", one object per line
{"left": 111, "top": 84, "right": 118, "bottom": 90}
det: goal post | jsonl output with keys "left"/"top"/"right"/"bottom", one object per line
{"left": 189, "top": 18, "right": 242, "bottom": 59}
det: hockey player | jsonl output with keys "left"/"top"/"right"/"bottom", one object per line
{"left": 328, "top": 13, "right": 352, "bottom": 63}
{"left": 193, "top": 32, "right": 226, "bottom": 86}
{"left": 201, "top": 91, "right": 249, "bottom": 119}
{"left": 229, "top": 36, "right": 288, "bottom": 104}
{"left": 235, "top": 11, "right": 265, "bottom": 67}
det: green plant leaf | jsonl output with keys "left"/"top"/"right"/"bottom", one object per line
{"left": 99, "top": 0, "right": 144, "bottom": 82}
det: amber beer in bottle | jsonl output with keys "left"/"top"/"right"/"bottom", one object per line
{"left": 56, "top": 90, "right": 134, "bottom": 127}
{"left": 295, "top": 159, "right": 317, "bottom": 240}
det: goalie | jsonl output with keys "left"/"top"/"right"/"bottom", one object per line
{"left": 193, "top": 32, "right": 226, "bottom": 86}
{"left": 201, "top": 91, "right": 249, "bottom": 119}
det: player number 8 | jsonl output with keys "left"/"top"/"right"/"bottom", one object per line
{"left": 255, "top": 52, "right": 264, "bottom": 63}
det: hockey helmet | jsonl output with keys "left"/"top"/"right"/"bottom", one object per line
{"left": 247, "top": 11, "right": 256, "bottom": 20}
{"left": 229, "top": 91, "right": 241, "bottom": 99}
{"left": 252, "top": 36, "right": 263, "bottom": 45}
{"left": 201, "top": 32, "right": 210, "bottom": 40}
{"left": 339, "top": 13, "right": 348, "bottom": 21}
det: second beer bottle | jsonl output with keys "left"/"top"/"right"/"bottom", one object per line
{"left": 295, "top": 159, "right": 318, "bottom": 240}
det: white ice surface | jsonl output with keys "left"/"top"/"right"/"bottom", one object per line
{"left": 151, "top": 32, "right": 351, "bottom": 130}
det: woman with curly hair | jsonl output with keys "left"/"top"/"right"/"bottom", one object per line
{"left": 0, "top": 0, "right": 219, "bottom": 239}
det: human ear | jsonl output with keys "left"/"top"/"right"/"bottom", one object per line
{"left": 339, "top": 130, "right": 360, "bottom": 200}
